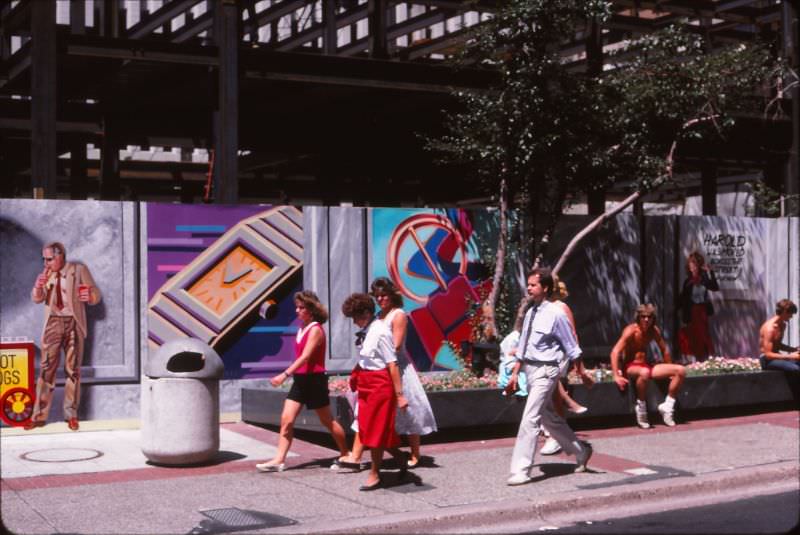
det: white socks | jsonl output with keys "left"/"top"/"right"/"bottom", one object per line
{"left": 662, "top": 395, "right": 676, "bottom": 409}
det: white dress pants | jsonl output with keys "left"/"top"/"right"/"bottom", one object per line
{"left": 509, "top": 361, "right": 585, "bottom": 477}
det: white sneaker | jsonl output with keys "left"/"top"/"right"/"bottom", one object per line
{"left": 507, "top": 473, "right": 532, "bottom": 486}
{"left": 635, "top": 406, "right": 651, "bottom": 429}
{"left": 540, "top": 437, "right": 562, "bottom": 455}
{"left": 574, "top": 441, "right": 593, "bottom": 473}
{"left": 256, "top": 462, "right": 285, "bottom": 472}
{"left": 658, "top": 401, "right": 676, "bottom": 426}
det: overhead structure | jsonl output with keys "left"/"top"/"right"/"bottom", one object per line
{"left": 0, "top": 0, "right": 796, "bottom": 212}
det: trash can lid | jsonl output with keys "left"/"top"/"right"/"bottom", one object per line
{"left": 146, "top": 338, "right": 224, "bottom": 379}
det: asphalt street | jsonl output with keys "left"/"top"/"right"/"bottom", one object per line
{"left": 538, "top": 489, "right": 800, "bottom": 534}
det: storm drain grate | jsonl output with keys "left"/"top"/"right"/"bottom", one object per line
{"left": 188, "top": 507, "right": 298, "bottom": 534}
{"left": 201, "top": 508, "right": 268, "bottom": 527}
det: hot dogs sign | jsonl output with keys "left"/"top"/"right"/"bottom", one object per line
{"left": 0, "top": 338, "right": 36, "bottom": 427}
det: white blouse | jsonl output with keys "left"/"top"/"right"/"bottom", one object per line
{"left": 357, "top": 319, "right": 398, "bottom": 370}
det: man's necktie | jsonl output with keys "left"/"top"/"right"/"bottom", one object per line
{"left": 518, "top": 305, "right": 538, "bottom": 360}
{"left": 54, "top": 272, "right": 63, "bottom": 310}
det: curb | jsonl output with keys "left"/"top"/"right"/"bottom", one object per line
{"left": 308, "top": 461, "right": 799, "bottom": 534}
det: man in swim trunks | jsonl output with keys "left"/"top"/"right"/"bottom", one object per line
{"left": 610, "top": 304, "right": 686, "bottom": 429}
{"left": 758, "top": 299, "right": 799, "bottom": 375}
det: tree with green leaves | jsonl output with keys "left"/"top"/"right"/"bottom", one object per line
{"left": 426, "top": 0, "right": 790, "bottom": 337}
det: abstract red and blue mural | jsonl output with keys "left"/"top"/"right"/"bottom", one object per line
{"left": 371, "top": 208, "right": 494, "bottom": 371}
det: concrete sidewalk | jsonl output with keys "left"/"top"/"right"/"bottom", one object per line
{"left": 1, "top": 410, "right": 798, "bottom": 534}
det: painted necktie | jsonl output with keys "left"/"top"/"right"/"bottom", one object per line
{"left": 54, "top": 272, "right": 63, "bottom": 310}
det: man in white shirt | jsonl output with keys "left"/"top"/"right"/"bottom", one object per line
{"left": 504, "top": 267, "right": 592, "bottom": 486}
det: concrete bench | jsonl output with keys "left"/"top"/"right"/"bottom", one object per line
{"left": 241, "top": 371, "right": 799, "bottom": 434}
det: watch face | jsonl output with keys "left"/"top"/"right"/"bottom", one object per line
{"left": 187, "top": 244, "right": 273, "bottom": 317}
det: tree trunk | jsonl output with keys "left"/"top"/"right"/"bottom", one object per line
{"left": 484, "top": 177, "right": 508, "bottom": 338}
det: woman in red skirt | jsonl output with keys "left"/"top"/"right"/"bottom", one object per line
{"left": 679, "top": 251, "right": 719, "bottom": 362}
{"left": 342, "top": 293, "right": 408, "bottom": 491}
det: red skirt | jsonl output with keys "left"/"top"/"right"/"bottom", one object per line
{"left": 688, "top": 304, "right": 714, "bottom": 359}
{"left": 356, "top": 369, "right": 399, "bottom": 449}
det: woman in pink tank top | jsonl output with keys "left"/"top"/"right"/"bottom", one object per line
{"left": 255, "top": 290, "right": 350, "bottom": 472}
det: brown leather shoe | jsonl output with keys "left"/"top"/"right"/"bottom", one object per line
{"left": 67, "top": 418, "right": 79, "bottom": 431}
{"left": 24, "top": 420, "right": 45, "bottom": 431}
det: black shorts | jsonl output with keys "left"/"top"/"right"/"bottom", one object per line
{"left": 286, "top": 373, "right": 330, "bottom": 410}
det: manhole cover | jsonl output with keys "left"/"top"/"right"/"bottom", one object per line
{"left": 21, "top": 448, "right": 103, "bottom": 463}
{"left": 189, "top": 507, "right": 298, "bottom": 534}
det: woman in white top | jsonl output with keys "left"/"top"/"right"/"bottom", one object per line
{"left": 342, "top": 292, "right": 408, "bottom": 491}
{"left": 373, "top": 277, "right": 437, "bottom": 467}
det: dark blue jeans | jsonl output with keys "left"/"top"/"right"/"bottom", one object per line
{"left": 760, "top": 355, "right": 800, "bottom": 374}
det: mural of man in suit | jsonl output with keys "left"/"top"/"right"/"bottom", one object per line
{"left": 26, "top": 241, "right": 101, "bottom": 431}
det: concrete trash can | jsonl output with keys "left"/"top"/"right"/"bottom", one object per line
{"left": 141, "top": 338, "right": 225, "bottom": 465}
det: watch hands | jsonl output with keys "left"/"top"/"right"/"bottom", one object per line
{"left": 223, "top": 264, "right": 253, "bottom": 284}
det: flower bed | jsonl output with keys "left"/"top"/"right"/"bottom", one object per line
{"left": 273, "top": 357, "right": 767, "bottom": 393}
{"left": 684, "top": 356, "right": 762, "bottom": 376}
{"left": 327, "top": 369, "right": 500, "bottom": 394}
{"left": 272, "top": 357, "right": 766, "bottom": 395}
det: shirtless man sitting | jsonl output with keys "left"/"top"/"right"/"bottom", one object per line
{"left": 610, "top": 304, "right": 686, "bottom": 428}
{"left": 758, "top": 299, "right": 799, "bottom": 375}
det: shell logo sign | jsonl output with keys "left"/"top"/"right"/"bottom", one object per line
{"left": 0, "top": 338, "right": 36, "bottom": 427}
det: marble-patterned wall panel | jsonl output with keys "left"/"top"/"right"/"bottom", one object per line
{"left": 303, "top": 205, "right": 330, "bottom": 360}
{"left": 327, "top": 207, "right": 368, "bottom": 371}
{"left": 303, "top": 206, "right": 369, "bottom": 372}
{"left": 643, "top": 215, "right": 679, "bottom": 354}
{"left": 40, "top": 383, "right": 140, "bottom": 420}
{"left": 0, "top": 199, "right": 139, "bottom": 381}
{"left": 219, "top": 378, "right": 265, "bottom": 414}
{"left": 543, "top": 213, "right": 642, "bottom": 360}
{"left": 767, "top": 217, "right": 799, "bottom": 348}
{"left": 303, "top": 205, "right": 329, "bottom": 365}
{"left": 791, "top": 218, "right": 800, "bottom": 348}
